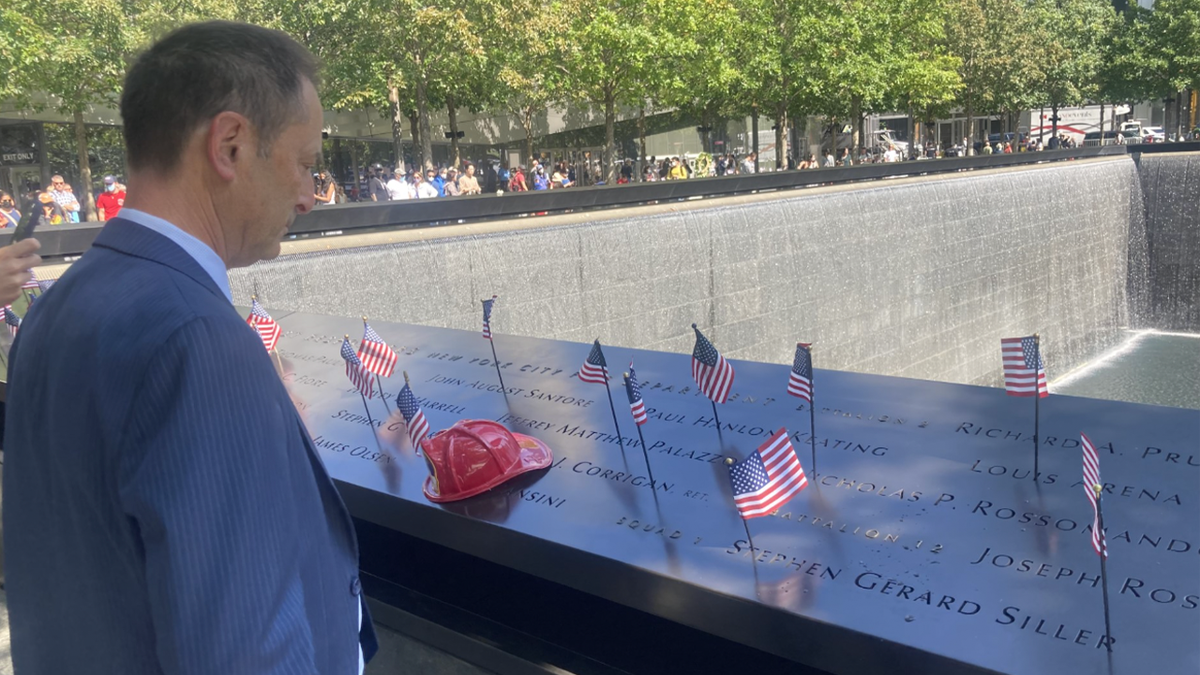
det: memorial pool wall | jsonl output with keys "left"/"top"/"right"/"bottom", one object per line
{"left": 231, "top": 153, "right": 1199, "bottom": 388}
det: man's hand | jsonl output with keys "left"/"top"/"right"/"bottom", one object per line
{"left": 0, "top": 238, "right": 43, "bottom": 305}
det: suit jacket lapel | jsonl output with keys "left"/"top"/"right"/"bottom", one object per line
{"left": 92, "top": 218, "right": 228, "bottom": 303}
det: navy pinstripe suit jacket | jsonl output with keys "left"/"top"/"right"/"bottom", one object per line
{"left": 3, "top": 219, "right": 376, "bottom": 674}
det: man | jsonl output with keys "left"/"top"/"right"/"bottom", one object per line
{"left": 386, "top": 168, "right": 411, "bottom": 200}
{"left": 741, "top": 152, "right": 757, "bottom": 174}
{"left": 368, "top": 163, "right": 390, "bottom": 202}
{"left": 48, "top": 174, "right": 80, "bottom": 221}
{"left": 96, "top": 174, "right": 126, "bottom": 220}
{"left": 458, "top": 163, "right": 482, "bottom": 195}
{"left": 3, "top": 21, "right": 376, "bottom": 674}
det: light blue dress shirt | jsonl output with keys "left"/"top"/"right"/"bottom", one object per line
{"left": 117, "top": 208, "right": 233, "bottom": 304}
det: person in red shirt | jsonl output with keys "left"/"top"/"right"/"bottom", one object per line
{"left": 96, "top": 175, "right": 126, "bottom": 220}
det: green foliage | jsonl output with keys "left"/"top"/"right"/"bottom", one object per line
{"left": 1, "top": 0, "right": 1193, "bottom": 182}
{"left": 1027, "top": 0, "right": 1118, "bottom": 109}
{"left": 1154, "top": 0, "right": 1200, "bottom": 92}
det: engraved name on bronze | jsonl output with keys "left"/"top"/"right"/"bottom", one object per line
{"left": 968, "top": 546, "right": 1200, "bottom": 612}
{"left": 310, "top": 434, "right": 391, "bottom": 463}
{"left": 727, "top": 541, "right": 844, "bottom": 578}
{"left": 966, "top": 499, "right": 1200, "bottom": 558}
{"left": 967, "top": 459, "right": 1184, "bottom": 506}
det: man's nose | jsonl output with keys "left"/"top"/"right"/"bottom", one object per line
{"left": 297, "top": 189, "right": 315, "bottom": 215}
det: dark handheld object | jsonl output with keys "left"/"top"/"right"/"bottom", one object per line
{"left": 12, "top": 208, "right": 37, "bottom": 242}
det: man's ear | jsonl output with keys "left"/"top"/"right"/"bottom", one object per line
{"left": 207, "top": 111, "right": 253, "bottom": 182}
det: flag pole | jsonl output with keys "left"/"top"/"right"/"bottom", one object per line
{"left": 364, "top": 317, "right": 393, "bottom": 415}
{"left": 488, "top": 338, "right": 508, "bottom": 394}
{"left": 1094, "top": 483, "right": 1114, "bottom": 651}
{"left": 1034, "top": 333, "right": 1042, "bottom": 478}
{"left": 625, "top": 373, "right": 657, "bottom": 489}
{"left": 725, "top": 457, "right": 755, "bottom": 550}
{"left": 807, "top": 344, "right": 818, "bottom": 475}
{"left": 482, "top": 296, "right": 507, "bottom": 395}
{"left": 601, "top": 369, "right": 627, "bottom": 456}
{"left": 710, "top": 400, "right": 725, "bottom": 447}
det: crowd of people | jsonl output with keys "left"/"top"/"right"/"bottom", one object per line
{"left": 348, "top": 158, "right": 582, "bottom": 203}
{"left": 17, "top": 123, "right": 1199, "bottom": 218}
{"left": 0, "top": 174, "right": 126, "bottom": 229}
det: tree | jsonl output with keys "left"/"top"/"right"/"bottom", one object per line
{"left": 1151, "top": 0, "right": 1200, "bottom": 136}
{"left": 1028, "top": 0, "right": 1117, "bottom": 138}
{"left": 727, "top": 0, "right": 825, "bottom": 168}
{"left": 557, "top": 0, "right": 680, "bottom": 182}
{"left": 4, "top": 0, "right": 140, "bottom": 220}
{"left": 945, "top": 0, "right": 1038, "bottom": 152}
{"left": 653, "top": 0, "right": 740, "bottom": 161}
{"left": 1100, "top": 6, "right": 1169, "bottom": 107}
{"left": 486, "top": 0, "right": 568, "bottom": 167}
{"left": 814, "top": 0, "right": 959, "bottom": 159}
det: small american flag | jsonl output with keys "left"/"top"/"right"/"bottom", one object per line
{"left": 340, "top": 337, "right": 374, "bottom": 398}
{"left": 729, "top": 428, "right": 808, "bottom": 519}
{"left": 482, "top": 295, "right": 497, "bottom": 340}
{"left": 246, "top": 298, "right": 282, "bottom": 351}
{"left": 36, "top": 278, "right": 55, "bottom": 293}
{"left": 397, "top": 381, "right": 430, "bottom": 450}
{"left": 578, "top": 340, "right": 609, "bottom": 384}
{"left": 788, "top": 342, "right": 813, "bottom": 402}
{"left": 1081, "top": 433, "right": 1107, "bottom": 558}
{"left": 4, "top": 306, "right": 20, "bottom": 336}
{"left": 691, "top": 324, "right": 735, "bottom": 404}
{"left": 625, "top": 364, "right": 647, "bottom": 426}
{"left": 21, "top": 270, "right": 38, "bottom": 290}
{"left": 1001, "top": 335, "right": 1048, "bottom": 397}
{"left": 358, "top": 321, "right": 397, "bottom": 377}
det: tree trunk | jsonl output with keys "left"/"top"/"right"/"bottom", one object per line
{"left": 408, "top": 111, "right": 419, "bottom": 168}
{"left": 521, "top": 108, "right": 535, "bottom": 171}
{"left": 1050, "top": 103, "right": 1059, "bottom": 140}
{"left": 1098, "top": 102, "right": 1105, "bottom": 138}
{"left": 73, "top": 110, "right": 95, "bottom": 222}
{"left": 388, "top": 85, "right": 405, "bottom": 172}
{"left": 850, "top": 96, "right": 862, "bottom": 159}
{"left": 965, "top": 98, "right": 975, "bottom": 156}
{"left": 751, "top": 107, "right": 759, "bottom": 172}
{"left": 637, "top": 105, "right": 647, "bottom": 181}
{"left": 604, "top": 86, "right": 616, "bottom": 184}
{"left": 447, "top": 95, "right": 461, "bottom": 168}
{"left": 349, "top": 142, "right": 360, "bottom": 201}
{"left": 416, "top": 75, "right": 433, "bottom": 170}
{"left": 774, "top": 103, "right": 787, "bottom": 170}
{"left": 1176, "top": 91, "right": 1184, "bottom": 140}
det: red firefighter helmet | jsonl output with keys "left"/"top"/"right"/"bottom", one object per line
{"left": 421, "top": 419, "right": 553, "bottom": 503}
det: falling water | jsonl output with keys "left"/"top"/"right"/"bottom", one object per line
{"left": 231, "top": 155, "right": 1195, "bottom": 392}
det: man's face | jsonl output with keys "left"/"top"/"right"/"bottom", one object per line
{"left": 225, "top": 79, "right": 322, "bottom": 267}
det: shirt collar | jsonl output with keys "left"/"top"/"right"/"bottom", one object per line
{"left": 118, "top": 208, "right": 233, "bottom": 304}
